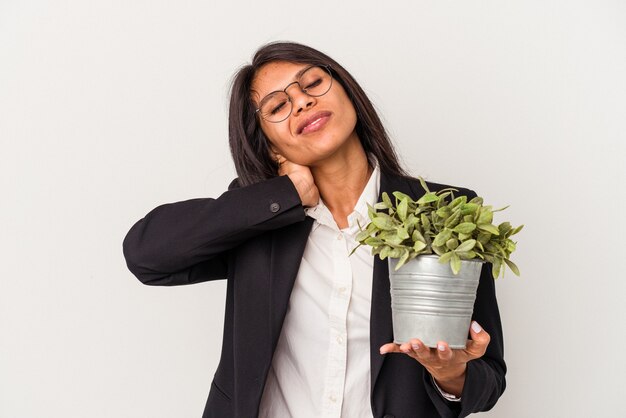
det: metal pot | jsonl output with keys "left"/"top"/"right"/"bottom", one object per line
{"left": 388, "top": 255, "right": 483, "bottom": 349}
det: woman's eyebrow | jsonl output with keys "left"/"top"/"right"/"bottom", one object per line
{"left": 267, "top": 66, "right": 312, "bottom": 95}
{"left": 293, "top": 65, "right": 310, "bottom": 80}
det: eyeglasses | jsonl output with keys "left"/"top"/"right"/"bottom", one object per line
{"left": 255, "top": 65, "right": 333, "bottom": 123}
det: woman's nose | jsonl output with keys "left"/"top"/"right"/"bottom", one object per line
{"left": 286, "top": 84, "right": 316, "bottom": 115}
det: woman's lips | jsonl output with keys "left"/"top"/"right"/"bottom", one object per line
{"left": 297, "top": 111, "right": 332, "bottom": 135}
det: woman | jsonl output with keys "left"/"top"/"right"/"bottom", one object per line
{"left": 122, "top": 41, "right": 506, "bottom": 418}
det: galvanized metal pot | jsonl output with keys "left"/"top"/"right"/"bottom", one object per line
{"left": 388, "top": 255, "right": 484, "bottom": 349}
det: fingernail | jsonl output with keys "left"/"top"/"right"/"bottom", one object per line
{"left": 471, "top": 321, "right": 482, "bottom": 333}
{"left": 437, "top": 343, "right": 446, "bottom": 351}
{"left": 402, "top": 347, "right": 411, "bottom": 353}
{"left": 379, "top": 349, "right": 386, "bottom": 355}
{"left": 411, "top": 343, "right": 420, "bottom": 351}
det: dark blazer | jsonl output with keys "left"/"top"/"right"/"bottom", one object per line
{"left": 122, "top": 171, "right": 506, "bottom": 418}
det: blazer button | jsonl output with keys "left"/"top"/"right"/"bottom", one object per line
{"left": 270, "top": 202, "right": 280, "bottom": 213}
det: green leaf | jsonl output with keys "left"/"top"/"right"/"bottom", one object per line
{"left": 421, "top": 213, "right": 431, "bottom": 229}
{"left": 432, "top": 245, "right": 446, "bottom": 256}
{"left": 382, "top": 232, "right": 404, "bottom": 246}
{"left": 477, "top": 207, "right": 493, "bottom": 224}
{"left": 456, "top": 250, "right": 477, "bottom": 260}
{"left": 469, "top": 196, "right": 483, "bottom": 205}
{"left": 454, "top": 222, "right": 477, "bottom": 234}
{"left": 374, "top": 202, "right": 390, "bottom": 210}
{"left": 433, "top": 229, "right": 453, "bottom": 246}
{"left": 506, "top": 240, "right": 517, "bottom": 252}
{"left": 413, "top": 241, "right": 427, "bottom": 252}
{"left": 492, "top": 205, "right": 510, "bottom": 213}
{"left": 396, "top": 227, "right": 410, "bottom": 240}
{"left": 364, "top": 237, "right": 384, "bottom": 247}
{"left": 504, "top": 258, "right": 521, "bottom": 276}
{"left": 417, "top": 193, "right": 439, "bottom": 205}
{"left": 446, "top": 238, "right": 459, "bottom": 250}
{"left": 382, "top": 192, "right": 393, "bottom": 208}
{"left": 456, "top": 239, "right": 477, "bottom": 252}
{"left": 510, "top": 225, "right": 524, "bottom": 236}
{"left": 449, "top": 195, "right": 467, "bottom": 209}
{"left": 451, "top": 252, "right": 461, "bottom": 275}
{"left": 460, "top": 203, "right": 479, "bottom": 215}
{"left": 438, "top": 251, "right": 454, "bottom": 264}
{"left": 436, "top": 192, "right": 453, "bottom": 208}
{"left": 458, "top": 232, "right": 471, "bottom": 241}
{"left": 477, "top": 224, "right": 500, "bottom": 235}
{"left": 444, "top": 211, "right": 462, "bottom": 228}
{"left": 436, "top": 207, "right": 452, "bottom": 219}
{"left": 397, "top": 198, "right": 408, "bottom": 221}
{"left": 393, "top": 191, "right": 412, "bottom": 203}
{"left": 388, "top": 248, "right": 403, "bottom": 258}
{"left": 372, "top": 216, "right": 396, "bottom": 230}
{"left": 405, "top": 214, "right": 420, "bottom": 230}
{"left": 498, "top": 222, "right": 512, "bottom": 235}
{"left": 477, "top": 232, "right": 492, "bottom": 245}
{"left": 395, "top": 249, "right": 411, "bottom": 270}
{"left": 380, "top": 246, "right": 391, "bottom": 260}
{"left": 437, "top": 187, "right": 459, "bottom": 195}
{"left": 492, "top": 258, "right": 503, "bottom": 279}
{"left": 412, "top": 229, "right": 426, "bottom": 243}
{"left": 418, "top": 176, "right": 431, "bottom": 193}
{"left": 494, "top": 242, "right": 507, "bottom": 256}
{"left": 355, "top": 229, "right": 371, "bottom": 242}
{"left": 367, "top": 203, "right": 377, "bottom": 220}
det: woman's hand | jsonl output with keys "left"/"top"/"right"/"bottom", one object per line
{"left": 379, "top": 321, "right": 491, "bottom": 397}
{"left": 275, "top": 153, "right": 319, "bottom": 207}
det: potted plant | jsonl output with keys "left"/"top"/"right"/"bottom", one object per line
{"left": 352, "top": 178, "right": 522, "bottom": 348}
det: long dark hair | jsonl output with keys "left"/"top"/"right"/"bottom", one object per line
{"left": 229, "top": 41, "right": 409, "bottom": 186}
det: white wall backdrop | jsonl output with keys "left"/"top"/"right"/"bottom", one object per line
{"left": 2, "top": 1, "right": 625, "bottom": 417}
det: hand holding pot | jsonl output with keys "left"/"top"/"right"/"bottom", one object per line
{"left": 379, "top": 320, "right": 490, "bottom": 397}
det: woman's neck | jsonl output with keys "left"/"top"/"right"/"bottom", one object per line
{"left": 311, "top": 140, "right": 372, "bottom": 229}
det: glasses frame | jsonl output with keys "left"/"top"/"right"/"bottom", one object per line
{"left": 254, "top": 64, "right": 333, "bottom": 123}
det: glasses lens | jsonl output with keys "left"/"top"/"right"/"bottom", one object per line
{"left": 260, "top": 92, "right": 291, "bottom": 123}
{"left": 300, "top": 66, "right": 332, "bottom": 97}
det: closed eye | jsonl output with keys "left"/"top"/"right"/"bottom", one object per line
{"left": 304, "top": 78, "right": 322, "bottom": 90}
{"left": 271, "top": 101, "right": 287, "bottom": 115}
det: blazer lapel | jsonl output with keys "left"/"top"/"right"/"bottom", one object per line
{"left": 235, "top": 217, "right": 314, "bottom": 418}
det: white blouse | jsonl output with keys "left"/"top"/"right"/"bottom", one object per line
{"left": 258, "top": 165, "right": 380, "bottom": 418}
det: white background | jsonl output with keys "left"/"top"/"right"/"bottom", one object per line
{"left": 2, "top": 1, "right": 625, "bottom": 417}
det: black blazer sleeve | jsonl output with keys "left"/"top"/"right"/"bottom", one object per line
{"left": 122, "top": 175, "right": 306, "bottom": 286}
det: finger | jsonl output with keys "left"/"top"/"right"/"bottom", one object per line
{"left": 465, "top": 321, "right": 491, "bottom": 358}
{"left": 399, "top": 342, "right": 414, "bottom": 355}
{"left": 379, "top": 343, "right": 402, "bottom": 355}
{"left": 436, "top": 341, "right": 453, "bottom": 361}
{"left": 409, "top": 338, "right": 428, "bottom": 359}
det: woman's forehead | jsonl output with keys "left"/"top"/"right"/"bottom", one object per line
{"left": 250, "top": 61, "right": 309, "bottom": 102}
